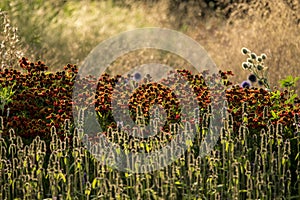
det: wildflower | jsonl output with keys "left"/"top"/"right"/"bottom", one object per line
{"left": 241, "top": 47, "right": 250, "bottom": 55}
{"left": 241, "top": 81, "right": 251, "bottom": 88}
{"left": 242, "top": 62, "right": 249, "bottom": 70}
{"left": 256, "top": 56, "right": 263, "bottom": 62}
{"left": 250, "top": 53, "right": 257, "bottom": 59}
{"left": 133, "top": 72, "right": 142, "bottom": 82}
{"left": 256, "top": 64, "right": 264, "bottom": 71}
{"left": 248, "top": 74, "right": 257, "bottom": 82}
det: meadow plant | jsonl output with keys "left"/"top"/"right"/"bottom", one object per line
{"left": 0, "top": 1, "right": 299, "bottom": 197}
{"left": 0, "top": 104, "right": 299, "bottom": 199}
{"left": 0, "top": 81, "right": 16, "bottom": 116}
{"left": 241, "top": 47, "right": 270, "bottom": 90}
{"left": 0, "top": 57, "right": 299, "bottom": 199}
{"left": 279, "top": 75, "right": 300, "bottom": 105}
{"left": 240, "top": 80, "right": 251, "bottom": 89}
{"left": 240, "top": 47, "right": 300, "bottom": 109}
{"left": 197, "top": 0, "right": 300, "bottom": 95}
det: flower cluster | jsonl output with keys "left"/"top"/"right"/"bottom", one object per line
{"left": 0, "top": 58, "right": 77, "bottom": 141}
{"left": 241, "top": 47, "right": 270, "bottom": 90}
{"left": 0, "top": 57, "right": 299, "bottom": 144}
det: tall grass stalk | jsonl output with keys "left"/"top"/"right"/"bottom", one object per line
{"left": 0, "top": 104, "right": 299, "bottom": 199}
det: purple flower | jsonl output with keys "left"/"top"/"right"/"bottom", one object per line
{"left": 133, "top": 72, "right": 142, "bottom": 82}
{"left": 241, "top": 80, "right": 251, "bottom": 88}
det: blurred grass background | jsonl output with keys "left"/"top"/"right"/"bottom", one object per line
{"left": 1, "top": 0, "right": 300, "bottom": 93}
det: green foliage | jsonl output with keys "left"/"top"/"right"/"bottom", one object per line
{"left": 0, "top": 59, "right": 299, "bottom": 198}
{"left": 0, "top": 108, "right": 299, "bottom": 199}
{"left": 279, "top": 75, "right": 300, "bottom": 104}
{"left": 0, "top": 82, "right": 16, "bottom": 116}
{"left": 279, "top": 75, "right": 300, "bottom": 88}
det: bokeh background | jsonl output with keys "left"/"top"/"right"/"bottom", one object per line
{"left": 1, "top": 0, "right": 300, "bottom": 93}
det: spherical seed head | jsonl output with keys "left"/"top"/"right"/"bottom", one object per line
{"left": 242, "top": 62, "right": 249, "bottom": 70}
{"left": 257, "top": 56, "right": 263, "bottom": 62}
{"left": 261, "top": 53, "right": 267, "bottom": 59}
{"left": 133, "top": 72, "right": 142, "bottom": 81}
{"left": 250, "top": 53, "right": 257, "bottom": 59}
{"left": 241, "top": 80, "right": 251, "bottom": 88}
{"left": 241, "top": 47, "right": 250, "bottom": 55}
{"left": 257, "top": 64, "right": 264, "bottom": 71}
{"left": 248, "top": 74, "right": 257, "bottom": 82}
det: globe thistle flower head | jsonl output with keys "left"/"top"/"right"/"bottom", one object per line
{"left": 132, "top": 72, "right": 142, "bottom": 82}
{"left": 250, "top": 53, "right": 257, "bottom": 60}
{"left": 241, "top": 47, "right": 250, "bottom": 55}
{"left": 248, "top": 74, "right": 257, "bottom": 82}
{"left": 257, "top": 64, "right": 264, "bottom": 71}
{"left": 241, "top": 80, "right": 251, "bottom": 88}
{"left": 256, "top": 56, "right": 263, "bottom": 62}
{"left": 261, "top": 53, "right": 267, "bottom": 60}
{"left": 242, "top": 62, "right": 249, "bottom": 70}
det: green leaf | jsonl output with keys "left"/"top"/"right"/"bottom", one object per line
{"left": 282, "top": 158, "right": 287, "bottom": 165}
{"left": 91, "top": 178, "right": 98, "bottom": 189}
{"left": 270, "top": 110, "right": 279, "bottom": 119}
{"left": 140, "top": 143, "right": 144, "bottom": 148}
{"left": 76, "top": 162, "right": 81, "bottom": 170}
{"left": 225, "top": 142, "right": 229, "bottom": 152}
{"left": 64, "top": 157, "right": 68, "bottom": 165}
{"left": 145, "top": 143, "right": 150, "bottom": 153}
{"left": 116, "top": 147, "right": 121, "bottom": 155}
{"left": 279, "top": 75, "right": 300, "bottom": 88}
{"left": 176, "top": 169, "right": 180, "bottom": 176}
{"left": 175, "top": 181, "right": 181, "bottom": 185}
{"left": 58, "top": 172, "right": 66, "bottom": 183}
{"left": 85, "top": 189, "right": 91, "bottom": 196}
{"left": 295, "top": 153, "right": 300, "bottom": 160}
{"left": 285, "top": 93, "right": 298, "bottom": 104}
{"left": 185, "top": 139, "right": 193, "bottom": 147}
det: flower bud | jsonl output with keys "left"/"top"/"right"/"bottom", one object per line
{"left": 241, "top": 47, "right": 250, "bottom": 55}
{"left": 256, "top": 56, "right": 263, "bottom": 62}
{"left": 242, "top": 62, "right": 249, "bottom": 70}
{"left": 261, "top": 53, "right": 267, "bottom": 59}
{"left": 248, "top": 74, "right": 257, "bottom": 82}
{"left": 250, "top": 53, "right": 257, "bottom": 59}
{"left": 257, "top": 64, "right": 264, "bottom": 71}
